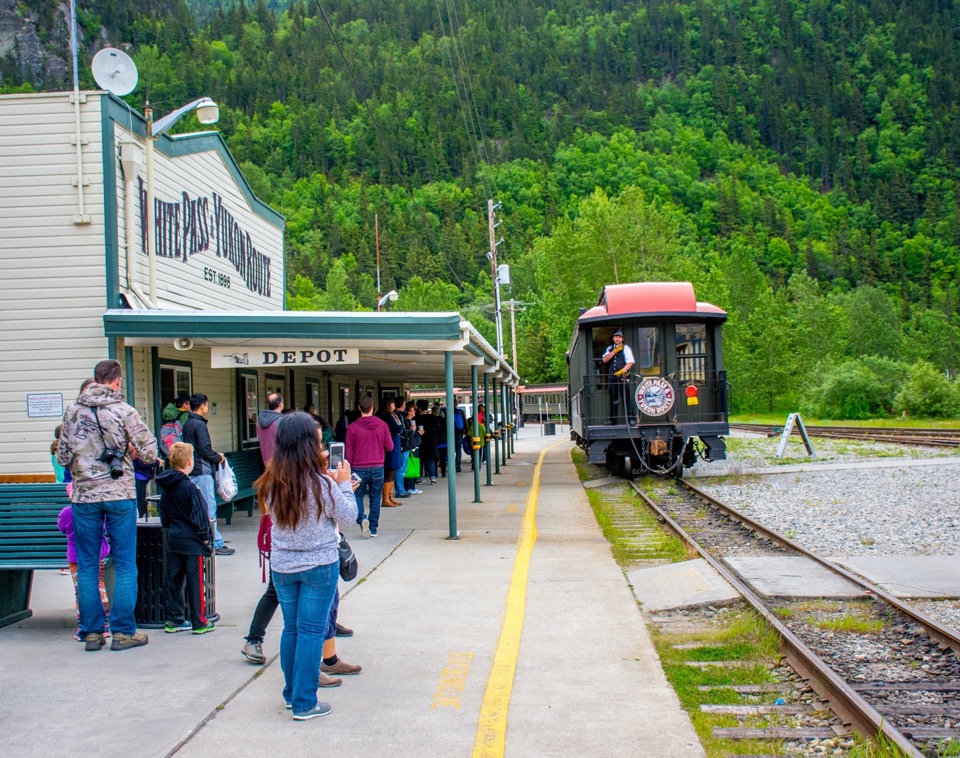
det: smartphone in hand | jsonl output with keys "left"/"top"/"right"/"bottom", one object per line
{"left": 350, "top": 472, "right": 362, "bottom": 485}
{"left": 328, "top": 442, "right": 345, "bottom": 469}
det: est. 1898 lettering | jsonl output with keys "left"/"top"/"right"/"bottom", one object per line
{"left": 204, "top": 267, "right": 231, "bottom": 289}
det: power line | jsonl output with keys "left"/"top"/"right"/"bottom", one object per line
{"left": 433, "top": 0, "right": 491, "bottom": 201}
{"left": 313, "top": 0, "right": 465, "bottom": 286}
{"left": 444, "top": 0, "right": 499, "bottom": 199}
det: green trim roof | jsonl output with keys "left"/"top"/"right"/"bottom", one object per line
{"left": 104, "top": 310, "right": 463, "bottom": 341}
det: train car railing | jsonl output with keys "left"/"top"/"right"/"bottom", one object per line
{"left": 577, "top": 370, "right": 728, "bottom": 427}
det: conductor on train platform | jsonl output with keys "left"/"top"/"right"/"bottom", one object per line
{"left": 601, "top": 328, "right": 635, "bottom": 425}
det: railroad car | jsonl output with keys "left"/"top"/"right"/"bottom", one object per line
{"left": 517, "top": 383, "right": 569, "bottom": 422}
{"left": 567, "top": 282, "right": 729, "bottom": 476}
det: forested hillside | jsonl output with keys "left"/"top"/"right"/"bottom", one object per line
{"left": 4, "top": 0, "right": 960, "bottom": 416}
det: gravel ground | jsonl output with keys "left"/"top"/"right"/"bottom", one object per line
{"left": 686, "top": 432, "right": 960, "bottom": 631}
{"left": 687, "top": 433, "right": 960, "bottom": 556}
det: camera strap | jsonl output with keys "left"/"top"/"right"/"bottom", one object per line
{"left": 92, "top": 407, "right": 126, "bottom": 455}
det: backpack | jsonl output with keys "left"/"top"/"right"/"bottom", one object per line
{"left": 454, "top": 408, "right": 465, "bottom": 432}
{"left": 158, "top": 418, "right": 184, "bottom": 461}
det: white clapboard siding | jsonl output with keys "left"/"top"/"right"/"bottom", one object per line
{"left": 0, "top": 92, "right": 109, "bottom": 477}
{"left": 113, "top": 124, "right": 284, "bottom": 315}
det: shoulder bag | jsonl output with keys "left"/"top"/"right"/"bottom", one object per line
{"left": 338, "top": 533, "right": 358, "bottom": 581}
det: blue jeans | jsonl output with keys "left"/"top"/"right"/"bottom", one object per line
{"left": 423, "top": 456, "right": 437, "bottom": 480}
{"left": 73, "top": 499, "right": 138, "bottom": 635}
{"left": 395, "top": 451, "right": 410, "bottom": 495}
{"left": 353, "top": 466, "right": 384, "bottom": 533}
{"left": 191, "top": 474, "right": 223, "bottom": 548}
{"left": 273, "top": 563, "right": 339, "bottom": 714}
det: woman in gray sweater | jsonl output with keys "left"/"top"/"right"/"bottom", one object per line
{"left": 256, "top": 412, "right": 357, "bottom": 721}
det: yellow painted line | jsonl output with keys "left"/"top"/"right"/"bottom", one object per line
{"left": 472, "top": 441, "right": 566, "bottom": 758}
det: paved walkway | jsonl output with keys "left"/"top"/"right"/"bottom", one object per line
{"left": 0, "top": 428, "right": 702, "bottom": 758}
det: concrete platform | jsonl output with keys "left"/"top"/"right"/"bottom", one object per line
{"left": 0, "top": 427, "right": 703, "bottom": 758}
{"left": 583, "top": 475, "right": 623, "bottom": 489}
{"left": 830, "top": 555, "right": 960, "bottom": 599}
{"left": 627, "top": 558, "right": 741, "bottom": 612}
{"left": 723, "top": 556, "right": 866, "bottom": 598}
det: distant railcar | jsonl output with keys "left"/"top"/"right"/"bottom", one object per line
{"left": 518, "top": 384, "right": 569, "bottom": 421}
{"left": 567, "top": 282, "right": 729, "bottom": 476}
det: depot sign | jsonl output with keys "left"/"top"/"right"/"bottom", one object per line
{"left": 211, "top": 347, "right": 359, "bottom": 369}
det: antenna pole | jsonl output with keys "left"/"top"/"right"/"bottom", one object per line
{"left": 145, "top": 102, "right": 157, "bottom": 304}
{"left": 375, "top": 213, "right": 381, "bottom": 311}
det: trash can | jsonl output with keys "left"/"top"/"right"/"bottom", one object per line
{"left": 135, "top": 522, "right": 217, "bottom": 628}
{"left": 544, "top": 421, "right": 556, "bottom": 435}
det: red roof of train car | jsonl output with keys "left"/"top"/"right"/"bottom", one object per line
{"left": 579, "top": 282, "right": 726, "bottom": 320}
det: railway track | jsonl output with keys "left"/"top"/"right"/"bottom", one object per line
{"left": 729, "top": 423, "right": 960, "bottom": 448}
{"left": 632, "top": 477, "right": 960, "bottom": 756}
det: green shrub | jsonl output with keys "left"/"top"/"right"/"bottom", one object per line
{"left": 893, "top": 361, "right": 960, "bottom": 419}
{"left": 800, "top": 358, "right": 903, "bottom": 419}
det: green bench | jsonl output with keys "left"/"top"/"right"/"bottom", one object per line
{"left": 215, "top": 449, "right": 263, "bottom": 525}
{"left": 0, "top": 484, "right": 71, "bottom": 628}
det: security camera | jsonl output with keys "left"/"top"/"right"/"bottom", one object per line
{"left": 174, "top": 337, "right": 194, "bottom": 351}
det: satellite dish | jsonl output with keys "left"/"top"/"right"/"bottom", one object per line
{"left": 91, "top": 48, "right": 138, "bottom": 96}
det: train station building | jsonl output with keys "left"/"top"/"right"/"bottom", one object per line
{"left": 0, "top": 90, "right": 518, "bottom": 511}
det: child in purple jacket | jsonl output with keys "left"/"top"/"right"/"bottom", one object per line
{"left": 57, "top": 506, "right": 110, "bottom": 641}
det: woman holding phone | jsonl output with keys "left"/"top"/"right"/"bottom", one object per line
{"left": 255, "top": 412, "right": 357, "bottom": 720}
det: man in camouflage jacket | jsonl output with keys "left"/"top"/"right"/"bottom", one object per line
{"left": 57, "top": 359, "right": 158, "bottom": 652}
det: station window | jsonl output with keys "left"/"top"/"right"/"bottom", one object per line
{"left": 676, "top": 323, "right": 708, "bottom": 382}
{"left": 305, "top": 379, "right": 320, "bottom": 412}
{"left": 159, "top": 363, "right": 192, "bottom": 407}
{"left": 240, "top": 372, "right": 259, "bottom": 445}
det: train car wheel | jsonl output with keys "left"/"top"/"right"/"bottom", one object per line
{"left": 622, "top": 455, "right": 634, "bottom": 479}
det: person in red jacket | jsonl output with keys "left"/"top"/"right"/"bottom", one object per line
{"left": 345, "top": 395, "right": 393, "bottom": 538}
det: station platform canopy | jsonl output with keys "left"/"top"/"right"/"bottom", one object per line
{"left": 103, "top": 309, "right": 519, "bottom": 386}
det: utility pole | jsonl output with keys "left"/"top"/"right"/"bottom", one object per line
{"left": 488, "top": 199, "right": 504, "bottom": 356}
{"left": 504, "top": 298, "right": 525, "bottom": 377}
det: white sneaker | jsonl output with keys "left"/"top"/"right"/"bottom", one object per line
{"left": 361, "top": 519, "right": 371, "bottom": 538}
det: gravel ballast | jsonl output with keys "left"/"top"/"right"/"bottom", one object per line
{"left": 685, "top": 433, "right": 960, "bottom": 631}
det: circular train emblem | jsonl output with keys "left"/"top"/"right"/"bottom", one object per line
{"left": 635, "top": 378, "right": 675, "bottom": 417}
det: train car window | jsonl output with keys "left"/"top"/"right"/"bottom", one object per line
{"left": 635, "top": 327, "right": 661, "bottom": 374}
{"left": 592, "top": 329, "right": 615, "bottom": 374}
{"left": 676, "top": 323, "right": 708, "bottom": 382}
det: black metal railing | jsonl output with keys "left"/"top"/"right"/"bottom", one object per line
{"left": 577, "top": 370, "right": 727, "bottom": 427}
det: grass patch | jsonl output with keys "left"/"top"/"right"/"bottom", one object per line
{"left": 813, "top": 615, "right": 885, "bottom": 634}
{"left": 653, "top": 606, "right": 790, "bottom": 756}
{"left": 730, "top": 414, "right": 960, "bottom": 430}
{"left": 571, "top": 447, "right": 688, "bottom": 565}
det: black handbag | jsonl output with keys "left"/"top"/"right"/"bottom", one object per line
{"left": 338, "top": 534, "right": 358, "bottom": 581}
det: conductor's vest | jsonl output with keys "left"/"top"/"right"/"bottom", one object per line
{"left": 608, "top": 346, "right": 626, "bottom": 374}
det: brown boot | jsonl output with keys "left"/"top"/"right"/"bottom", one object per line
{"left": 381, "top": 480, "right": 401, "bottom": 507}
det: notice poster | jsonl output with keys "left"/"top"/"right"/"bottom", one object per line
{"left": 27, "top": 393, "right": 64, "bottom": 418}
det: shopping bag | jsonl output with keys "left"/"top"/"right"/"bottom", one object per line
{"left": 405, "top": 453, "right": 421, "bottom": 479}
{"left": 216, "top": 457, "right": 238, "bottom": 501}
